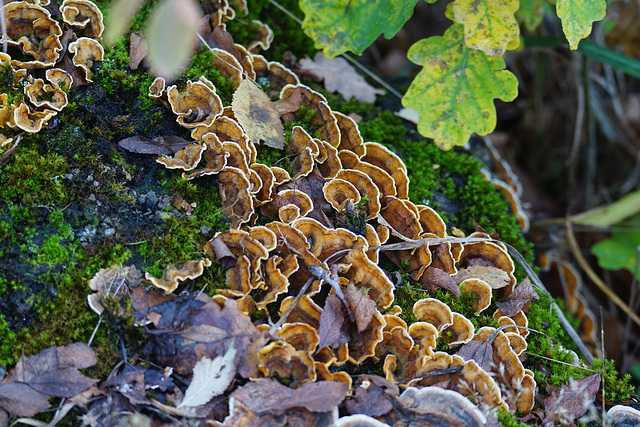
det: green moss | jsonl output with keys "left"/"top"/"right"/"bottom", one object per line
{"left": 181, "top": 49, "right": 236, "bottom": 105}
{"left": 226, "top": 0, "right": 317, "bottom": 62}
{"left": 497, "top": 408, "right": 529, "bottom": 426}
{"left": 0, "top": 142, "right": 69, "bottom": 205}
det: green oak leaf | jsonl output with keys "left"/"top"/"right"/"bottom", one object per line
{"left": 453, "top": 0, "right": 520, "bottom": 57}
{"left": 591, "top": 213, "right": 640, "bottom": 280}
{"left": 300, "top": 0, "right": 418, "bottom": 57}
{"left": 402, "top": 24, "right": 518, "bottom": 149}
{"left": 557, "top": 0, "right": 606, "bottom": 50}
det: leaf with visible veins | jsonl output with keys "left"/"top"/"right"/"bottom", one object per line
{"left": 543, "top": 372, "right": 601, "bottom": 424}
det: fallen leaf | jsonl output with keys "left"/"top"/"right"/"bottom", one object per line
{"left": 129, "top": 30, "right": 148, "bottom": 70}
{"left": 495, "top": 277, "right": 539, "bottom": 316}
{"left": 273, "top": 87, "right": 302, "bottom": 116}
{"left": 0, "top": 383, "right": 50, "bottom": 417}
{"left": 543, "top": 372, "right": 601, "bottom": 424}
{"left": 232, "top": 79, "right": 285, "bottom": 149}
{"left": 420, "top": 266, "right": 461, "bottom": 297}
{"left": 299, "top": 52, "right": 385, "bottom": 103}
{"left": 231, "top": 378, "right": 349, "bottom": 414}
{"left": 456, "top": 338, "right": 494, "bottom": 372}
{"left": 344, "top": 282, "right": 376, "bottom": 333}
{"left": 118, "top": 135, "right": 191, "bottom": 155}
{"left": 207, "top": 236, "right": 237, "bottom": 270}
{"left": 145, "top": 294, "right": 264, "bottom": 378}
{"left": 102, "top": 364, "right": 149, "bottom": 405}
{"left": 318, "top": 293, "right": 350, "bottom": 350}
{"left": 345, "top": 379, "right": 394, "bottom": 417}
{"left": 178, "top": 344, "right": 237, "bottom": 408}
{"left": 455, "top": 265, "right": 511, "bottom": 289}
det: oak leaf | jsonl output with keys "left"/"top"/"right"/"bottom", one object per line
{"left": 495, "top": 277, "right": 539, "bottom": 316}
{"left": 453, "top": 0, "right": 520, "bottom": 56}
{"left": 318, "top": 293, "right": 350, "bottom": 349}
{"left": 557, "top": 0, "right": 606, "bottom": 50}
{"left": 300, "top": 0, "right": 419, "bottom": 57}
{"left": 402, "top": 23, "right": 518, "bottom": 149}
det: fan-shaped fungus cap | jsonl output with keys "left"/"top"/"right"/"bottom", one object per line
{"left": 270, "top": 166, "right": 291, "bottom": 185}
{"left": 323, "top": 178, "right": 361, "bottom": 212}
{"left": 459, "top": 278, "right": 492, "bottom": 315}
{"left": 408, "top": 321, "right": 438, "bottom": 359}
{"left": 257, "top": 341, "right": 317, "bottom": 387}
{"left": 4, "top": 2, "right": 62, "bottom": 68}
{"left": 247, "top": 225, "right": 277, "bottom": 251}
{"left": 45, "top": 68, "right": 73, "bottom": 91}
{"left": 334, "top": 111, "right": 365, "bottom": 157}
{"left": 362, "top": 142, "right": 409, "bottom": 199}
{"left": 61, "top": 0, "right": 104, "bottom": 38}
{"left": 264, "top": 222, "right": 320, "bottom": 270}
{"left": 13, "top": 103, "right": 56, "bottom": 132}
{"left": 205, "top": 228, "right": 269, "bottom": 276}
{"left": 277, "top": 322, "right": 319, "bottom": 353}
{"left": 280, "top": 84, "right": 341, "bottom": 148}
{"left": 416, "top": 205, "right": 447, "bottom": 237}
{"left": 211, "top": 47, "right": 243, "bottom": 88}
{"left": 156, "top": 142, "right": 206, "bottom": 171}
{"left": 379, "top": 196, "right": 422, "bottom": 239}
{"left": 253, "top": 254, "right": 298, "bottom": 308}
{"left": 443, "top": 312, "right": 475, "bottom": 347}
{"left": 68, "top": 37, "right": 104, "bottom": 83}
{"left": 505, "top": 332, "right": 527, "bottom": 356}
{"left": 293, "top": 217, "right": 365, "bottom": 262}
{"left": 607, "top": 405, "right": 640, "bottom": 426}
{"left": 344, "top": 249, "right": 394, "bottom": 310}
{"left": 515, "top": 370, "right": 536, "bottom": 413}
{"left": 334, "top": 169, "right": 381, "bottom": 220}
{"left": 291, "top": 147, "right": 316, "bottom": 180}
{"left": 457, "top": 359, "right": 507, "bottom": 411}
{"left": 145, "top": 258, "right": 212, "bottom": 293}
{"left": 247, "top": 19, "right": 274, "bottom": 52}
{"left": 217, "top": 166, "right": 254, "bottom": 228}
{"left": 348, "top": 310, "right": 385, "bottom": 365}
{"left": 250, "top": 163, "right": 275, "bottom": 204}
{"left": 252, "top": 54, "right": 300, "bottom": 92}
{"left": 459, "top": 239, "right": 516, "bottom": 292}
{"left": 397, "top": 387, "right": 487, "bottom": 427}
{"left": 314, "top": 140, "right": 341, "bottom": 179}
{"left": 192, "top": 115, "right": 256, "bottom": 163}
{"left": 25, "top": 78, "right": 67, "bottom": 111}
{"left": 364, "top": 223, "right": 381, "bottom": 264}
{"left": 278, "top": 295, "right": 322, "bottom": 329}
{"left": 167, "top": 78, "right": 224, "bottom": 129}
{"left": 413, "top": 298, "right": 454, "bottom": 332}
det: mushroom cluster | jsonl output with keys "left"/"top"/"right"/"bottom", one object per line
{"left": 0, "top": 0, "right": 104, "bottom": 135}
{"left": 150, "top": 36, "right": 537, "bottom": 416}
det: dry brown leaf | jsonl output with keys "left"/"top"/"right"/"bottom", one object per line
{"left": 344, "top": 282, "right": 376, "bottom": 333}
{"left": 118, "top": 135, "right": 191, "bottom": 155}
{"left": 230, "top": 378, "right": 349, "bottom": 414}
{"left": 420, "top": 266, "right": 460, "bottom": 297}
{"left": 543, "top": 372, "right": 601, "bottom": 424}
{"left": 456, "top": 339, "right": 494, "bottom": 372}
{"left": 495, "top": 277, "right": 539, "bottom": 316}
{"left": 299, "top": 52, "right": 384, "bottom": 103}
{"left": 232, "top": 79, "right": 285, "bottom": 149}
{"left": 145, "top": 294, "right": 264, "bottom": 378}
{"left": 318, "top": 293, "right": 350, "bottom": 350}
{"left": 345, "top": 379, "right": 394, "bottom": 417}
{"left": 0, "top": 384, "right": 51, "bottom": 417}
